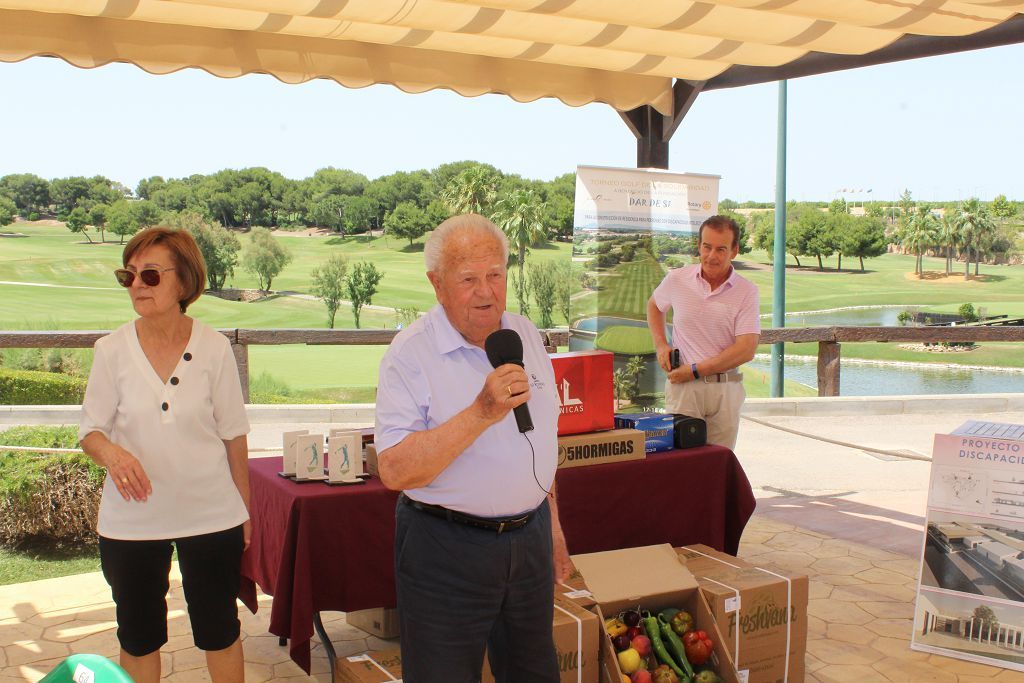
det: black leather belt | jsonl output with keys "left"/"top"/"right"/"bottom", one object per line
{"left": 400, "top": 493, "right": 534, "bottom": 534}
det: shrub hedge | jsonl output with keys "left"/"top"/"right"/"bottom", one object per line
{"left": 0, "top": 367, "right": 86, "bottom": 405}
{"left": 0, "top": 425, "right": 103, "bottom": 546}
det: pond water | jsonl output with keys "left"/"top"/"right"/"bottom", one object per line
{"left": 745, "top": 356, "right": 1021, "bottom": 396}
{"left": 571, "top": 308, "right": 1021, "bottom": 396}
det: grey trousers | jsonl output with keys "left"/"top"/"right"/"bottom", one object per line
{"left": 393, "top": 497, "right": 558, "bottom": 683}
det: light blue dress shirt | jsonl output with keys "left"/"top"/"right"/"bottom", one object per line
{"left": 375, "top": 304, "right": 559, "bottom": 517}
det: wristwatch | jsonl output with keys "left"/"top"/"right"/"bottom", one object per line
{"left": 690, "top": 362, "right": 700, "bottom": 379}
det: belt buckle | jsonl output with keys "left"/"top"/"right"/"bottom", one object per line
{"left": 497, "top": 521, "right": 506, "bottom": 534}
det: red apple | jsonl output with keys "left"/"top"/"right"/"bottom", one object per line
{"left": 630, "top": 634, "right": 652, "bottom": 658}
{"left": 627, "top": 625, "right": 642, "bottom": 640}
{"left": 631, "top": 670, "right": 653, "bottom": 683}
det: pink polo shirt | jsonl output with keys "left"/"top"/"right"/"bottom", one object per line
{"left": 652, "top": 264, "right": 761, "bottom": 365}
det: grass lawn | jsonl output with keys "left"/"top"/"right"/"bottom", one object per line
{"left": 0, "top": 544, "right": 100, "bottom": 586}
{"left": 743, "top": 366, "right": 817, "bottom": 398}
{"left": 595, "top": 325, "right": 656, "bottom": 355}
{"left": 0, "top": 224, "right": 576, "bottom": 322}
{"left": 737, "top": 249, "right": 1024, "bottom": 314}
{"left": 590, "top": 255, "right": 666, "bottom": 319}
{"left": 3, "top": 221, "right": 1023, "bottom": 397}
{"left": 773, "top": 341, "right": 1024, "bottom": 369}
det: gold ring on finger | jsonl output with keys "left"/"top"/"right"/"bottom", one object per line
{"left": 507, "top": 385, "right": 513, "bottom": 397}
{"left": 121, "top": 477, "right": 129, "bottom": 484}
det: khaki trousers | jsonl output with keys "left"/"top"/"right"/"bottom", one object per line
{"left": 664, "top": 379, "right": 745, "bottom": 450}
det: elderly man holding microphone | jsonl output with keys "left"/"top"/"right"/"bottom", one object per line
{"left": 375, "top": 213, "right": 571, "bottom": 683}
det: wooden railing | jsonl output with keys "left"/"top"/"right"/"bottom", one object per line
{"left": 2, "top": 326, "right": 1023, "bottom": 400}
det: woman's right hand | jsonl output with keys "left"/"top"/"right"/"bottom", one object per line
{"left": 100, "top": 443, "right": 152, "bottom": 502}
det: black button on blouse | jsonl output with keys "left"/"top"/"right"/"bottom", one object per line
{"left": 161, "top": 402, "right": 169, "bottom": 411}
{"left": 183, "top": 352, "right": 193, "bottom": 361}
{"left": 170, "top": 377, "right": 179, "bottom": 385}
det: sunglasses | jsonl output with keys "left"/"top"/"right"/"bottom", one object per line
{"left": 114, "top": 267, "right": 175, "bottom": 288}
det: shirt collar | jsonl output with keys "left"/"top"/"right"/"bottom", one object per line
{"left": 695, "top": 263, "right": 736, "bottom": 293}
{"left": 429, "top": 304, "right": 510, "bottom": 356}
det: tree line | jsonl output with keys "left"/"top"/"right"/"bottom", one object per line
{"left": 0, "top": 162, "right": 576, "bottom": 242}
{"left": 0, "top": 164, "right": 582, "bottom": 330}
{"left": 745, "top": 192, "right": 1021, "bottom": 273}
{"left": 889, "top": 191, "right": 1013, "bottom": 277}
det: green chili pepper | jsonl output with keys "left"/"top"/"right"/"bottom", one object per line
{"left": 658, "top": 613, "right": 695, "bottom": 680}
{"left": 658, "top": 607, "right": 681, "bottom": 623}
{"left": 643, "top": 612, "right": 686, "bottom": 680}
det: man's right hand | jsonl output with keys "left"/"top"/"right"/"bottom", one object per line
{"left": 474, "top": 364, "right": 531, "bottom": 425}
{"left": 655, "top": 342, "right": 673, "bottom": 373}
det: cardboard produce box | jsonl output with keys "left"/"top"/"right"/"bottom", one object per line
{"left": 676, "top": 544, "right": 808, "bottom": 683}
{"left": 343, "top": 598, "right": 599, "bottom": 683}
{"left": 347, "top": 607, "right": 400, "bottom": 639}
{"left": 572, "top": 544, "right": 740, "bottom": 683}
{"left": 482, "top": 594, "right": 600, "bottom": 683}
{"left": 335, "top": 649, "right": 403, "bottom": 682}
{"left": 550, "top": 350, "right": 615, "bottom": 435}
{"left": 557, "top": 429, "right": 645, "bottom": 469}
{"left": 558, "top": 567, "right": 598, "bottom": 610}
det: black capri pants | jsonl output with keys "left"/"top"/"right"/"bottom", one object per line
{"left": 99, "top": 524, "right": 244, "bottom": 657}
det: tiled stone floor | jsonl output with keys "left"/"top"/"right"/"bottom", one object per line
{"left": 4, "top": 510, "right": 1024, "bottom": 682}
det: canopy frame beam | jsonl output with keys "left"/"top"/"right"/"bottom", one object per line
{"left": 619, "top": 79, "right": 705, "bottom": 169}
{"left": 704, "top": 15, "right": 1024, "bottom": 91}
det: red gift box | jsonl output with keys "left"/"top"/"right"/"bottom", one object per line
{"left": 549, "top": 350, "right": 615, "bottom": 436}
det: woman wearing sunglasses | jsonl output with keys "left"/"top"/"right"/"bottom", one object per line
{"left": 78, "top": 227, "right": 250, "bottom": 683}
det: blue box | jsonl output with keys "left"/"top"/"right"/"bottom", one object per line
{"left": 614, "top": 413, "right": 675, "bottom": 453}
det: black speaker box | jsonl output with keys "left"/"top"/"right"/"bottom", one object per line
{"left": 673, "top": 414, "right": 707, "bottom": 449}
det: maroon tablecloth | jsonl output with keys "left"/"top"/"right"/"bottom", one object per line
{"left": 238, "top": 462, "right": 401, "bottom": 673}
{"left": 239, "top": 446, "right": 755, "bottom": 672}
{"left": 555, "top": 445, "right": 756, "bottom": 557}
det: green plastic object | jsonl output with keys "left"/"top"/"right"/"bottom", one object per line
{"left": 40, "top": 654, "right": 134, "bottom": 683}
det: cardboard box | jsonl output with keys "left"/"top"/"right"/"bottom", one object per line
{"left": 615, "top": 412, "right": 676, "bottom": 453}
{"left": 557, "top": 429, "right": 645, "bottom": 469}
{"left": 347, "top": 607, "right": 400, "bottom": 639}
{"left": 341, "top": 600, "right": 598, "bottom": 683}
{"left": 482, "top": 594, "right": 600, "bottom": 683}
{"left": 550, "top": 351, "right": 615, "bottom": 435}
{"left": 557, "top": 567, "right": 598, "bottom": 610}
{"left": 676, "top": 544, "right": 808, "bottom": 683}
{"left": 572, "top": 544, "right": 739, "bottom": 683}
{"left": 335, "top": 649, "right": 403, "bottom": 683}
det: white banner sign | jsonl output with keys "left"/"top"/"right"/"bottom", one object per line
{"left": 913, "top": 421, "right": 1024, "bottom": 672}
{"left": 573, "top": 165, "right": 720, "bottom": 233}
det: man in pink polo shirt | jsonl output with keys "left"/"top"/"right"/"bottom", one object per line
{"left": 646, "top": 215, "right": 761, "bottom": 449}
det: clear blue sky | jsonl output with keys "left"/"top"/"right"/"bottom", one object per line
{"left": 2, "top": 41, "right": 1021, "bottom": 203}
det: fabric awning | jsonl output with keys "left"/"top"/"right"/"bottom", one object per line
{"left": 1, "top": 1, "right": 1022, "bottom": 116}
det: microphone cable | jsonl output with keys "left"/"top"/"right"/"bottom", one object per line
{"left": 522, "top": 431, "right": 552, "bottom": 496}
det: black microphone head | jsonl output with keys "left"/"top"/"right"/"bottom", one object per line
{"left": 485, "top": 329, "right": 524, "bottom": 368}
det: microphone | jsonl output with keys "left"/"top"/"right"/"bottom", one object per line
{"left": 484, "top": 329, "right": 534, "bottom": 433}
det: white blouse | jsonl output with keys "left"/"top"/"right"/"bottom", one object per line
{"left": 79, "top": 319, "right": 250, "bottom": 540}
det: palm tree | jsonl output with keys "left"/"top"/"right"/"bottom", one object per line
{"left": 625, "top": 355, "right": 646, "bottom": 399}
{"left": 439, "top": 167, "right": 498, "bottom": 216}
{"left": 956, "top": 198, "right": 995, "bottom": 278}
{"left": 492, "top": 189, "right": 546, "bottom": 314}
{"left": 612, "top": 368, "right": 630, "bottom": 409}
{"left": 936, "top": 213, "right": 960, "bottom": 276}
{"left": 901, "top": 206, "right": 937, "bottom": 275}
